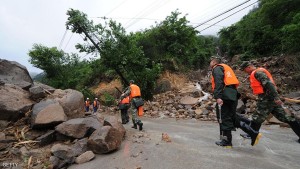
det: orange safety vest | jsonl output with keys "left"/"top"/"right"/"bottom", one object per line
{"left": 85, "top": 100, "right": 90, "bottom": 107}
{"left": 130, "top": 84, "right": 141, "bottom": 99}
{"left": 211, "top": 64, "right": 240, "bottom": 91}
{"left": 120, "top": 96, "right": 130, "bottom": 104}
{"left": 93, "top": 100, "right": 98, "bottom": 107}
{"left": 250, "top": 68, "right": 276, "bottom": 95}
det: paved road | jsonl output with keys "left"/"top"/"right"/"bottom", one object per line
{"left": 69, "top": 117, "right": 300, "bottom": 169}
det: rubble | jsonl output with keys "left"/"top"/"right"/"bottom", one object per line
{"left": 0, "top": 56, "right": 299, "bottom": 168}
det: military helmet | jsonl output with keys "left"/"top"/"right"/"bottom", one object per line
{"left": 240, "top": 61, "right": 251, "bottom": 70}
{"left": 210, "top": 55, "right": 221, "bottom": 61}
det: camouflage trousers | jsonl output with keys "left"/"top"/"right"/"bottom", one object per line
{"left": 130, "top": 101, "right": 142, "bottom": 124}
{"left": 252, "top": 96, "right": 296, "bottom": 124}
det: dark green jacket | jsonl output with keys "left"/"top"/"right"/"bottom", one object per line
{"left": 212, "top": 65, "right": 237, "bottom": 101}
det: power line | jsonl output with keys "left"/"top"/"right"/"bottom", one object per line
{"left": 58, "top": 29, "right": 67, "bottom": 50}
{"left": 104, "top": 0, "right": 128, "bottom": 17}
{"left": 124, "top": 0, "right": 170, "bottom": 29}
{"left": 190, "top": 0, "right": 240, "bottom": 22}
{"left": 199, "top": 1, "right": 259, "bottom": 33}
{"left": 63, "top": 32, "right": 74, "bottom": 51}
{"left": 92, "top": 16, "right": 161, "bottom": 21}
{"left": 194, "top": 0, "right": 251, "bottom": 29}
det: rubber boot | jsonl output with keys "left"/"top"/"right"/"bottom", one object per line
{"left": 125, "top": 112, "right": 130, "bottom": 123}
{"left": 121, "top": 113, "right": 126, "bottom": 124}
{"left": 239, "top": 121, "right": 262, "bottom": 146}
{"left": 237, "top": 114, "right": 252, "bottom": 139}
{"left": 288, "top": 120, "right": 300, "bottom": 143}
{"left": 215, "top": 130, "right": 232, "bottom": 148}
{"left": 240, "top": 121, "right": 261, "bottom": 139}
{"left": 138, "top": 122, "right": 143, "bottom": 131}
{"left": 131, "top": 123, "right": 137, "bottom": 129}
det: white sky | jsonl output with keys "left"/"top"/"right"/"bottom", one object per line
{"left": 0, "top": 0, "right": 258, "bottom": 73}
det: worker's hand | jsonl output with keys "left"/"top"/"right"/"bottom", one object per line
{"left": 216, "top": 98, "right": 223, "bottom": 106}
{"left": 274, "top": 98, "right": 283, "bottom": 105}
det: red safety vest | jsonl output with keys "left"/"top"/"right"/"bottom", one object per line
{"left": 121, "top": 96, "right": 130, "bottom": 104}
{"left": 211, "top": 64, "right": 240, "bottom": 91}
{"left": 250, "top": 68, "right": 276, "bottom": 95}
{"left": 93, "top": 100, "right": 98, "bottom": 107}
{"left": 130, "top": 84, "right": 141, "bottom": 99}
{"left": 85, "top": 100, "right": 90, "bottom": 106}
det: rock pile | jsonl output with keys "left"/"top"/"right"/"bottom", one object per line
{"left": 0, "top": 59, "right": 126, "bottom": 168}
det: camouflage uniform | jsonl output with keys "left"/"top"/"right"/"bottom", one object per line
{"left": 252, "top": 71, "right": 298, "bottom": 125}
{"left": 121, "top": 86, "right": 143, "bottom": 128}
{"left": 213, "top": 65, "right": 261, "bottom": 146}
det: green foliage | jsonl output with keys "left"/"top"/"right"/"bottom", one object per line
{"left": 29, "top": 9, "right": 217, "bottom": 100}
{"left": 66, "top": 8, "right": 162, "bottom": 100}
{"left": 28, "top": 44, "right": 64, "bottom": 78}
{"left": 102, "top": 92, "right": 116, "bottom": 106}
{"left": 28, "top": 44, "right": 93, "bottom": 89}
{"left": 281, "top": 12, "right": 300, "bottom": 53}
{"left": 80, "top": 87, "right": 94, "bottom": 101}
{"left": 218, "top": 0, "right": 300, "bottom": 58}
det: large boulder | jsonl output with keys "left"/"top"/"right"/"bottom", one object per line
{"left": 31, "top": 99, "right": 67, "bottom": 129}
{"left": 55, "top": 116, "right": 103, "bottom": 139}
{"left": 0, "top": 84, "right": 34, "bottom": 121}
{"left": 87, "top": 126, "right": 123, "bottom": 154}
{"left": 50, "top": 89, "right": 85, "bottom": 119}
{"left": 103, "top": 116, "right": 126, "bottom": 138}
{"left": 0, "top": 59, "right": 33, "bottom": 90}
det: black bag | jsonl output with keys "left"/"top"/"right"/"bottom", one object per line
{"left": 133, "top": 97, "right": 144, "bottom": 107}
{"left": 119, "top": 103, "right": 130, "bottom": 110}
{"left": 222, "top": 87, "right": 237, "bottom": 101}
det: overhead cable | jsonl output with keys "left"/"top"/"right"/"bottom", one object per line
{"left": 58, "top": 29, "right": 67, "bottom": 50}
{"left": 199, "top": 1, "right": 259, "bottom": 33}
{"left": 194, "top": 0, "right": 250, "bottom": 29}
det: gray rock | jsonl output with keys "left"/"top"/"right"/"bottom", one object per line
{"left": 88, "top": 126, "right": 123, "bottom": 154}
{"left": 55, "top": 116, "right": 103, "bottom": 139}
{"left": 51, "top": 89, "right": 85, "bottom": 119}
{"left": 0, "top": 59, "right": 33, "bottom": 90}
{"left": 0, "top": 84, "right": 34, "bottom": 121}
{"left": 31, "top": 99, "right": 67, "bottom": 129}
{"left": 75, "top": 151, "right": 95, "bottom": 164}
{"left": 29, "top": 85, "right": 46, "bottom": 100}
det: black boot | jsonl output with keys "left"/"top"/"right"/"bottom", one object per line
{"left": 138, "top": 122, "right": 143, "bottom": 131}
{"left": 288, "top": 120, "right": 300, "bottom": 143}
{"left": 240, "top": 121, "right": 261, "bottom": 139}
{"left": 237, "top": 115, "right": 252, "bottom": 139}
{"left": 121, "top": 110, "right": 126, "bottom": 124}
{"left": 239, "top": 121, "right": 262, "bottom": 146}
{"left": 126, "top": 114, "right": 130, "bottom": 123}
{"left": 215, "top": 130, "right": 232, "bottom": 148}
{"left": 131, "top": 123, "right": 137, "bottom": 129}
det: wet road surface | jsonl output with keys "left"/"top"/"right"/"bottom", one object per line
{"left": 69, "top": 117, "right": 300, "bottom": 169}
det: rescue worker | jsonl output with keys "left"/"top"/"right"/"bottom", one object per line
{"left": 210, "top": 56, "right": 261, "bottom": 147}
{"left": 121, "top": 80, "right": 143, "bottom": 131}
{"left": 118, "top": 96, "right": 130, "bottom": 124}
{"left": 93, "top": 98, "right": 100, "bottom": 114}
{"left": 240, "top": 61, "right": 300, "bottom": 143}
{"left": 84, "top": 98, "right": 90, "bottom": 112}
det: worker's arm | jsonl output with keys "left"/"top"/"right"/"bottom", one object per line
{"left": 121, "top": 87, "right": 131, "bottom": 100}
{"left": 212, "top": 66, "right": 225, "bottom": 100}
